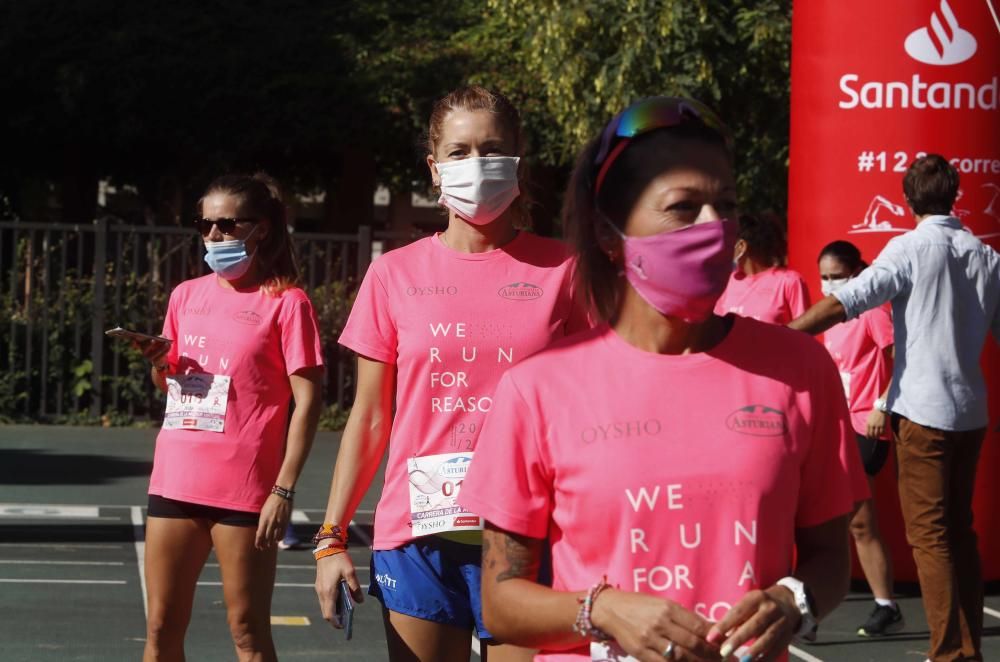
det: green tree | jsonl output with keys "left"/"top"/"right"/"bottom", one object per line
{"left": 467, "top": 0, "right": 791, "bottom": 216}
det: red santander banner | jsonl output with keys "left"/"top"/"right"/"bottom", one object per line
{"left": 788, "top": 0, "right": 1000, "bottom": 582}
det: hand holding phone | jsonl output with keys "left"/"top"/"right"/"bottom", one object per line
{"left": 105, "top": 326, "right": 173, "bottom": 347}
{"left": 336, "top": 578, "right": 354, "bottom": 640}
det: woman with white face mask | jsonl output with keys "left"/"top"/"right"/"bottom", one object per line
{"left": 136, "top": 173, "right": 325, "bottom": 661}
{"left": 313, "top": 86, "right": 588, "bottom": 662}
{"left": 458, "top": 97, "right": 864, "bottom": 662}
{"left": 817, "top": 240, "right": 902, "bottom": 639}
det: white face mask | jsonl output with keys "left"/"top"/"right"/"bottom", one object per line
{"left": 435, "top": 156, "right": 520, "bottom": 226}
{"left": 821, "top": 277, "right": 850, "bottom": 297}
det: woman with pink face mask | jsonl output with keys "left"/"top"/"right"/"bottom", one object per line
{"left": 313, "top": 86, "right": 588, "bottom": 662}
{"left": 459, "top": 97, "right": 864, "bottom": 662}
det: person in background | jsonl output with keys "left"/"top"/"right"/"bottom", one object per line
{"left": 313, "top": 85, "right": 587, "bottom": 662}
{"left": 817, "top": 240, "right": 902, "bottom": 638}
{"left": 791, "top": 154, "right": 1000, "bottom": 662}
{"left": 460, "top": 97, "right": 862, "bottom": 662}
{"left": 138, "top": 173, "right": 325, "bottom": 661}
{"left": 715, "top": 214, "right": 810, "bottom": 324}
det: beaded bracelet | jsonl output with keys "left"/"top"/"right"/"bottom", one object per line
{"left": 573, "top": 576, "right": 612, "bottom": 641}
{"left": 312, "top": 522, "right": 348, "bottom": 546}
{"left": 271, "top": 485, "right": 295, "bottom": 500}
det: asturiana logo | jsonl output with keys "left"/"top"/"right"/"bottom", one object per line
{"left": 438, "top": 456, "right": 471, "bottom": 478}
{"left": 725, "top": 405, "right": 788, "bottom": 437}
{"left": 904, "top": 0, "right": 977, "bottom": 66}
{"left": 498, "top": 282, "right": 543, "bottom": 300}
{"left": 233, "top": 310, "right": 263, "bottom": 325}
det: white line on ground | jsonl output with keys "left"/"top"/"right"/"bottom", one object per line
{"left": 131, "top": 506, "right": 148, "bottom": 620}
{"left": 985, "top": 606, "right": 1000, "bottom": 620}
{"left": 349, "top": 520, "right": 373, "bottom": 547}
{"left": 291, "top": 509, "right": 309, "bottom": 524}
{"left": 472, "top": 635, "right": 481, "bottom": 657}
{"left": 197, "top": 581, "right": 370, "bottom": 589}
{"left": 0, "top": 559, "right": 125, "bottom": 566}
{"left": 0, "top": 543, "right": 122, "bottom": 549}
{"left": 0, "top": 578, "right": 127, "bottom": 585}
{"left": 789, "top": 644, "right": 824, "bottom": 662}
{"left": 0, "top": 504, "right": 100, "bottom": 518}
{"left": 204, "top": 563, "right": 369, "bottom": 571}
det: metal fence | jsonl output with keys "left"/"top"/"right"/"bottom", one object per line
{"left": 0, "top": 218, "right": 417, "bottom": 424}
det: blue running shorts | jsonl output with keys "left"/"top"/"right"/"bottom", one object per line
{"left": 369, "top": 535, "right": 493, "bottom": 640}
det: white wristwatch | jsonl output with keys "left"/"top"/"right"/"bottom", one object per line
{"left": 776, "top": 576, "right": 818, "bottom": 642}
{"left": 873, "top": 397, "right": 889, "bottom": 413}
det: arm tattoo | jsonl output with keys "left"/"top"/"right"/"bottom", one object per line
{"left": 496, "top": 534, "right": 538, "bottom": 583}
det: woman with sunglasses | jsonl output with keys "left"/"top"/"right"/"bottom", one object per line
{"left": 714, "top": 214, "right": 811, "bottom": 325}
{"left": 313, "top": 86, "right": 587, "bottom": 662}
{"left": 816, "top": 240, "right": 902, "bottom": 639}
{"left": 459, "top": 98, "right": 862, "bottom": 662}
{"left": 138, "top": 173, "right": 324, "bottom": 661}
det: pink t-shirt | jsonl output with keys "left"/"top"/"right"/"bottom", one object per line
{"left": 459, "top": 319, "right": 863, "bottom": 661}
{"left": 714, "top": 267, "right": 811, "bottom": 325}
{"left": 149, "top": 275, "right": 324, "bottom": 512}
{"left": 339, "top": 232, "right": 588, "bottom": 550}
{"left": 823, "top": 304, "right": 893, "bottom": 440}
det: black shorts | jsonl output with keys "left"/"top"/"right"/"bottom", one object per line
{"left": 147, "top": 494, "right": 259, "bottom": 527}
{"left": 855, "top": 433, "right": 890, "bottom": 477}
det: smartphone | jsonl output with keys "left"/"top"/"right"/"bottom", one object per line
{"left": 105, "top": 326, "right": 173, "bottom": 346}
{"left": 336, "top": 578, "right": 354, "bottom": 640}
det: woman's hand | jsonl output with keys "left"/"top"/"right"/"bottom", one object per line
{"left": 135, "top": 338, "right": 170, "bottom": 370}
{"left": 591, "top": 589, "right": 721, "bottom": 662}
{"left": 707, "top": 586, "right": 801, "bottom": 662}
{"left": 315, "top": 549, "right": 364, "bottom": 628}
{"left": 255, "top": 493, "right": 291, "bottom": 550}
{"left": 865, "top": 408, "right": 888, "bottom": 439}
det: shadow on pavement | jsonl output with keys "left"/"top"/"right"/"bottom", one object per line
{"left": 0, "top": 448, "right": 152, "bottom": 485}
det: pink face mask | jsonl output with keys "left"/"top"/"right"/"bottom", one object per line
{"left": 609, "top": 218, "right": 737, "bottom": 322}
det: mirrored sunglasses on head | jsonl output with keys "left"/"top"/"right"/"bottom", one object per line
{"left": 592, "top": 97, "right": 733, "bottom": 195}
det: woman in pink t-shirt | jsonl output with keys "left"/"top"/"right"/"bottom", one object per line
{"left": 817, "top": 240, "right": 902, "bottom": 638}
{"left": 714, "top": 214, "right": 811, "bottom": 325}
{"left": 138, "top": 174, "right": 325, "bottom": 661}
{"left": 459, "top": 98, "right": 863, "bottom": 662}
{"left": 313, "top": 87, "right": 586, "bottom": 662}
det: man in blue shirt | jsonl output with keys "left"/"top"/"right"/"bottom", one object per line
{"left": 791, "top": 154, "right": 1000, "bottom": 662}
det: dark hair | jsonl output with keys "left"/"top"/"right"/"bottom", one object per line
{"left": 199, "top": 173, "right": 299, "bottom": 295}
{"left": 737, "top": 214, "right": 785, "bottom": 267}
{"left": 903, "top": 154, "right": 959, "bottom": 216}
{"left": 565, "top": 121, "right": 732, "bottom": 322}
{"left": 427, "top": 85, "right": 531, "bottom": 227}
{"left": 818, "top": 240, "right": 867, "bottom": 272}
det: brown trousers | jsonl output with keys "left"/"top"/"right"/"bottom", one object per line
{"left": 893, "top": 415, "right": 986, "bottom": 662}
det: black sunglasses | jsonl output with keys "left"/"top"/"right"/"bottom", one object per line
{"left": 194, "top": 217, "right": 258, "bottom": 236}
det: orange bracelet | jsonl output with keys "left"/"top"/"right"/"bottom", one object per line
{"left": 313, "top": 545, "right": 347, "bottom": 561}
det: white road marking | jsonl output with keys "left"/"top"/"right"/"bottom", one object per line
{"left": 789, "top": 645, "right": 824, "bottom": 662}
{"left": 291, "top": 509, "right": 309, "bottom": 524}
{"left": 0, "top": 560, "right": 124, "bottom": 566}
{"left": 0, "top": 579, "right": 126, "bottom": 585}
{"left": 0, "top": 543, "right": 122, "bottom": 550}
{"left": 197, "top": 581, "right": 370, "bottom": 589}
{"left": 131, "top": 506, "right": 148, "bottom": 620}
{"left": 984, "top": 606, "right": 1000, "bottom": 620}
{"left": 472, "top": 636, "right": 481, "bottom": 657}
{"left": 0, "top": 504, "right": 100, "bottom": 518}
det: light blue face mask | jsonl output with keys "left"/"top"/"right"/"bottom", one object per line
{"left": 203, "top": 225, "right": 258, "bottom": 280}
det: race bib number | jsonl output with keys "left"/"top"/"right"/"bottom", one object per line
{"left": 839, "top": 371, "right": 851, "bottom": 399}
{"left": 407, "top": 452, "right": 483, "bottom": 536}
{"left": 163, "top": 373, "right": 231, "bottom": 432}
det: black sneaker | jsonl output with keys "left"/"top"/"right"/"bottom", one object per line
{"left": 857, "top": 604, "right": 904, "bottom": 637}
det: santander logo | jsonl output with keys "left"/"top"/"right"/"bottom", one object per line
{"left": 904, "top": 0, "right": 977, "bottom": 66}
